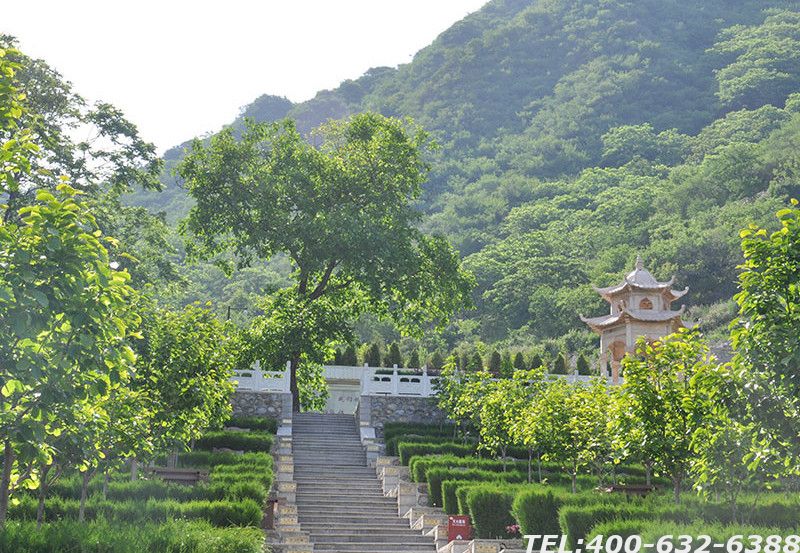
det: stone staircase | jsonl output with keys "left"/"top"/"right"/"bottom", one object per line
{"left": 293, "top": 413, "right": 435, "bottom": 553}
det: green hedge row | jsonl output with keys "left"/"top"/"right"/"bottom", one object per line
{"left": 178, "top": 451, "right": 272, "bottom": 469}
{"left": 0, "top": 519, "right": 264, "bottom": 553}
{"left": 382, "top": 422, "right": 457, "bottom": 444}
{"left": 195, "top": 431, "right": 273, "bottom": 453}
{"left": 588, "top": 520, "right": 785, "bottom": 547}
{"left": 386, "top": 434, "right": 475, "bottom": 456}
{"left": 512, "top": 486, "right": 625, "bottom": 536}
{"left": 409, "top": 454, "right": 524, "bottom": 482}
{"left": 428, "top": 469, "right": 525, "bottom": 508}
{"left": 399, "top": 442, "right": 475, "bottom": 465}
{"left": 464, "top": 485, "right": 523, "bottom": 539}
{"left": 226, "top": 415, "right": 278, "bottom": 433}
{"left": 10, "top": 496, "right": 263, "bottom": 528}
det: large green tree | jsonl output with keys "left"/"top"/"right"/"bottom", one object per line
{"left": 177, "top": 113, "right": 473, "bottom": 410}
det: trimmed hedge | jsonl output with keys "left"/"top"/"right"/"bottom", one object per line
{"left": 465, "top": 485, "right": 521, "bottom": 539}
{"left": 386, "top": 434, "right": 475, "bottom": 456}
{"left": 179, "top": 451, "right": 273, "bottom": 469}
{"left": 195, "top": 431, "right": 273, "bottom": 453}
{"left": 382, "top": 422, "right": 457, "bottom": 443}
{"left": 10, "top": 496, "right": 263, "bottom": 527}
{"left": 513, "top": 486, "right": 624, "bottom": 536}
{"left": 588, "top": 520, "right": 785, "bottom": 546}
{"left": 227, "top": 415, "right": 278, "bottom": 433}
{"left": 427, "top": 468, "right": 525, "bottom": 508}
{"left": 399, "top": 442, "right": 475, "bottom": 465}
{"left": 409, "top": 454, "right": 527, "bottom": 482}
{"left": 559, "top": 503, "right": 692, "bottom": 548}
{"left": 0, "top": 519, "right": 264, "bottom": 553}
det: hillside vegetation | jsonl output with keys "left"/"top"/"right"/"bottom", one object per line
{"left": 130, "top": 1, "right": 800, "bottom": 355}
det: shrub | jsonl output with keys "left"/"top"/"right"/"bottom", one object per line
{"left": 426, "top": 468, "right": 525, "bottom": 508}
{"left": 195, "top": 431, "right": 273, "bottom": 453}
{"left": 386, "top": 434, "right": 472, "bottom": 456}
{"left": 10, "top": 496, "right": 263, "bottom": 527}
{"left": 466, "top": 485, "right": 520, "bottom": 539}
{"left": 513, "top": 487, "right": 621, "bottom": 536}
{"left": 639, "top": 521, "right": 785, "bottom": 547}
{"left": 559, "top": 503, "right": 693, "bottom": 548}
{"left": 227, "top": 415, "right": 278, "bottom": 433}
{"left": 0, "top": 519, "right": 264, "bottom": 553}
{"left": 180, "top": 451, "right": 273, "bottom": 469}
{"left": 409, "top": 454, "right": 528, "bottom": 482}
{"left": 587, "top": 519, "right": 650, "bottom": 542}
{"left": 398, "top": 442, "right": 475, "bottom": 465}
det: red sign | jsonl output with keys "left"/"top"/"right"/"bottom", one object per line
{"left": 448, "top": 515, "right": 473, "bottom": 541}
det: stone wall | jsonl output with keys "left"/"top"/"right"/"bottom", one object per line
{"left": 357, "top": 395, "right": 449, "bottom": 436}
{"left": 231, "top": 391, "right": 292, "bottom": 420}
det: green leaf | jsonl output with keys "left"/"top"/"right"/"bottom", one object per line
{"left": 1, "top": 379, "right": 25, "bottom": 397}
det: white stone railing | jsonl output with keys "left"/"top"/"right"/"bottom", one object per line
{"left": 361, "top": 365, "right": 440, "bottom": 397}
{"left": 229, "top": 361, "right": 618, "bottom": 396}
{"left": 230, "top": 360, "right": 291, "bottom": 393}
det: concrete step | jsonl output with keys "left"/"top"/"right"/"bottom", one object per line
{"left": 310, "top": 535, "right": 432, "bottom": 544}
{"left": 314, "top": 536, "right": 435, "bottom": 553}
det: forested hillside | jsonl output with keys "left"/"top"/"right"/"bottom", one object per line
{"left": 131, "top": 0, "right": 800, "bottom": 358}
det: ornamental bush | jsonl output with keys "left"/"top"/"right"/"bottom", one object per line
{"left": 426, "top": 469, "right": 524, "bottom": 508}
{"left": 559, "top": 503, "right": 692, "bottom": 548}
{"left": 0, "top": 519, "right": 264, "bottom": 553}
{"left": 195, "top": 430, "right": 274, "bottom": 452}
{"left": 398, "top": 441, "right": 475, "bottom": 465}
{"left": 226, "top": 415, "right": 278, "bottom": 433}
{"left": 465, "top": 485, "right": 521, "bottom": 538}
{"left": 513, "top": 487, "right": 623, "bottom": 536}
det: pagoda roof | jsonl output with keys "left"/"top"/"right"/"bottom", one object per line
{"left": 580, "top": 305, "right": 686, "bottom": 330}
{"left": 594, "top": 257, "right": 685, "bottom": 297}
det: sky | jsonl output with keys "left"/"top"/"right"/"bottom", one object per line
{"left": 4, "top": 1, "right": 488, "bottom": 152}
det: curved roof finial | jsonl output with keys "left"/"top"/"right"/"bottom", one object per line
{"left": 635, "top": 254, "right": 644, "bottom": 271}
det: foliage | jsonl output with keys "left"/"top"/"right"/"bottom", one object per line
{"left": 618, "top": 330, "right": 718, "bottom": 503}
{"left": 194, "top": 431, "right": 273, "bottom": 453}
{"left": 0, "top": 519, "right": 264, "bottom": 553}
{"left": 226, "top": 416, "right": 278, "bottom": 433}
{"left": 133, "top": 304, "right": 237, "bottom": 456}
{"left": 178, "top": 113, "right": 473, "bottom": 409}
{"left": 464, "top": 485, "right": 519, "bottom": 539}
{"left": 0, "top": 184, "right": 141, "bottom": 525}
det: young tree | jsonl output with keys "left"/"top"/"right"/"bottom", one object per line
{"left": 468, "top": 351, "right": 484, "bottom": 371}
{"left": 618, "top": 331, "right": 717, "bottom": 503}
{"left": 429, "top": 351, "right": 445, "bottom": 371}
{"left": 0, "top": 185, "right": 141, "bottom": 527}
{"left": 177, "top": 114, "right": 473, "bottom": 410}
{"left": 133, "top": 304, "right": 237, "bottom": 465}
{"left": 513, "top": 352, "right": 527, "bottom": 371}
{"left": 342, "top": 344, "right": 358, "bottom": 366}
{"left": 536, "top": 379, "right": 613, "bottom": 493}
{"left": 387, "top": 342, "right": 404, "bottom": 367}
{"left": 364, "top": 343, "right": 382, "bottom": 367}
{"left": 529, "top": 354, "right": 545, "bottom": 371}
{"left": 488, "top": 350, "right": 502, "bottom": 376}
{"left": 576, "top": 354, "right": 591, "bottom": 376}
{"left": 407, "top": 349, "right": 421, "bottom": 369}
{"left": 552, "top": 353, "right": 568, "bottom": 374}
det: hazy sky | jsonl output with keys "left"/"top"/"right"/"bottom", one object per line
{"left": 4, "top": 1, "right": 488, "bottom": 152}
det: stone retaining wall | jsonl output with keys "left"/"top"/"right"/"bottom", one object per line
{"left": 357, "top": 395, "right": 449, "bottom": 436}
{"left": 232, "top": 390, "right": 292, "bottom": 420}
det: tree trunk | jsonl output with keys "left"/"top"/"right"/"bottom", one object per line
{"left": 527, "top": 449, "right": 532, "bottom": 484}
{"left": 0, "top": 442, "right": 14, "bottom": 530}
{"left": 78, "top": 470, "right": 92, "bottom": 522}
{"left": 501, "top": 447, "right": 507, "bottom": 472}
{"left": 571, "top": 471, "right": 577, "bottom": 494}
{"left": 36, "top": 463, "right": 52, "bottom": 529}
{"left": 672, "top": 476, "right": 682, "bottom": 504}
{"left": 537, "top": 452, "right": 543, "bottom": 484}
{"left": 130, "top": 459, "right": 138, "bottom": 482}
{"left": 290, "top": 355, "right": 301, "bottom": 413}
{"left": 645, "top": 461, "right": 652, "bottom": 487}
{"left": 102, "top": 465, "right": 110, "bottom": 500}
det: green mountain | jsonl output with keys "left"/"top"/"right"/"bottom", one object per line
{"left": 135, "top": 1, "right": 800, "bottom": 352}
